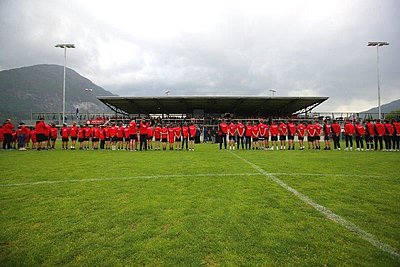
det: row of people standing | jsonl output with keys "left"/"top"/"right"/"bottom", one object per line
{"left": 217, "top": 118, "right": 400, "bottom": 151}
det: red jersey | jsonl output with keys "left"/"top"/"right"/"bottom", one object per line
{"left": 117, "top": 126, "right": 124, "bottom": 138}
{"left": 84, "top": 127, "right": 92, "bottom": 138}
{"left": 182, "top": 126, "right": 189, "bottom": 138}
{"left": 50, "top": 127, "right": 58, "bottom": 139}
{"left": 297, "top": 124, "right": 306, "bottom": 137}
{"left": 160, "top": 127, "right": 168, "bottom": 138}
{"left": 129, "top": 121, "right": 137, "bottom": 135}
{"left": 306, "top": 124, "right": 315, "bottom": 137}
{"left": 45, "top": 124, "right": 51, "bottom": 137}
{"left": 35, "top": 121, "right": 46, "bottom": 134}
{"left": 109, "top": 126, "right": 117, "bottom": 137}
{"left": 270, "top": 124, "right": 279, "bottom": 136}
{"left": 375, "top": 123, "right": 385, "bottom": 136}
{"left": 93, "top": 127, "right": 101, "bottom": 139}
{"left": 384, "top": 123, "right": 394, "bottom": 136}
{"left": 70, "top": 125, "right": 78, "bottom": 137}
{"left": 251, "top": 125, "right": 259, "bottom": 138}
{"left": 104, "top": 127, "right": 110, "bottom": 138}
{"left": 365, "top": 122, "right": 375, "bottom": 136}
{"left": 168, "top": 127, "right": 175, "bottom": 142}
{"left": 219, "top": 122, "right": 228, "bottom": 134}
{"left": 287, "top": 123, "right": 296, "bottom": 136}
{"left": 2, "top": 122, "right": 14, "bottom": 134}
{"left": 154, "top": 126, "right": 161, "bottom": 139}
{"left": 278, "top": 123, "right": 287, "bottom": 136}
{"left": 355, "top": 124, "right": 365, "bottom": 136}
{"left": 344, "top": 123, "right": 355, "bottom": 135}
{"left": 24, "top": 127, "right": 31, "bottom": 142}
{"left": 259, "top": 123, "right": 269, "bottom": 137}
{"left": 245, "top": 125, "right": 253, "bottom": 137}
{"left": 331, "top": 123, "right": 341, "bottom": 135}
{"left": 61, "top": 126, "right": 69, "bottom": 138}
{"left": 189, "top": 125, "right": 196, "bottom": 137}
{"left": 174, "top": 127, "right": 181, "bottom": 138}
{"left": 237, "top": 123, "right": 245, "bottom": 137}
{"left": 0, "top": 128, "right": 3, "bottom": 140}
{"left": 124, "top": 127, "right": 130, "bottom": 138}
{"left": 394, "top": 122, "right": 400, "bottom": 136}
{"left": 30, "top": 130, "right": 37, "bottom": 143}
{"left": 78, "top": 128, "right": 85, "bottom": 139}
{"left": 99, "top": 129, "right": 105, "bottom": 140}
{"left": 139, "top": 122, "right": 148, "bottom": 135}
{"left": 314, "top": 124, "right": 322, "bottom": 136}
{"left": 147, "top": 127, "right": 153, "bottom": 137}
{"left": 323, "top": 123, "right": 331, "bottom": 135}
{"left": 228, "top": 123, "right": 236, "bottom": 136}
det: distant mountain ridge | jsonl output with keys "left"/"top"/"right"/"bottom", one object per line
{"left": 360, "top": 98, "right": 400, "bottom": 118}
{"left": 0, "top": 64, "right": 115, "bottom": 122}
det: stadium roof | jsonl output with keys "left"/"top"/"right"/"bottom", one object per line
{"left": 97, "top": 96, "right": 328, "bottom": 116}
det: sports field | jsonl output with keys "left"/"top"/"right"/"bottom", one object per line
{"left": 0, "top": 144, "right": 399, "bottom": 266}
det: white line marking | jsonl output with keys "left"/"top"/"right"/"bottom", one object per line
{"left": 0, "top": 173, "right": 260, "bottom": 187}
{"left": 228, "top": 151, "right": 400, "bottom": 261}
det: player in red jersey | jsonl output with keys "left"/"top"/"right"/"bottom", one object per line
{"left": 168, "top": 124, "right": 175, "bottom": 150}
{"left": 92, "top": 125, "right": 101, "bottom": 150}
{"left": 104, "top": 125, "right": 111, "bottom": 150}
{"left": 35, "top": 118, "right": 47, "bottom": 150}
{"left": 49, "top": 123, "right": 58, "bottom": 149}
{"left": 154, "top": 123, "right": 161, "bottom": 150}
{"left": 109, "top": 123, "right": 118, "bottom": 150}
{"left": 24, "top": 126, "right": 30, "bottom": 149}
{"left": 174, "top": 123, "right": 182, "bottom": 150}
{"left": 278, "top": 121, "right": 288, "bottom": 150}
{"left": 228, "top": 120, "right": 236, "bottom": 150}
{"left": 84, "top": 124, "right": 92, "bottom": 150}
{"left": 393, "top": 119, "right": 400, "bottom": 151}
{"left": 236, "top": 120, "right": 245, "bottom": 150}
{"left": 364, "top": 119, "right": 375, "bottom": 150}
{"left": 306, "top": 121, "right": 315, "bottom": 149}
{"left": 16, "top": 123, "right": 28, "bottom": 150}
{"left": 258, "top": 119, "right": 269, "bottom": 150}
{"left": 147, "top": 124, "right": 154, "bottom": 150}
{"left": 270, "top": 120, "right": 279, "bottom": 150}
{"left": 45, "top": 123, "right": 51, "bottom": 149}
{"left": 189, "top": 122, "right": 197, "bottom": 151}
{"left": 78, "top": 125, "right": 85, "bottom": 150}
{"left": 374, "top": 119, "right": 385, "bottom": 150}
{"left": 251, "top": 122, "right": 259, "bottom": 150}
{"left": 160, "top": 124, "right": 168, "bottom": 150}
{"left": 123, "top": 125, "right": 130, "bottom": 150}
{"left": 99, "top": 126, "right": 105, "bottom": 149}
{"left": 344, "top": 119, "right": 355, "bottom": 151}
{"left": 297, "top": 121, "right": 306, "bottom": 150}
{"left": 287, "top": 120, "right": 296, "bottom": 150}
{"left": 139, "top": 118, "right": 148, "bottom": 151}
{"left": 2, "top": 119, "right": 14, "bottom": 150}
{"left": 128, "top": 119, "right": 137, "bottom": 151}
{"left": 69, "top": 122, "right": 78, "bottom": 150}
{"left": 116, "top": 123, "right": 125, "bottom": 150}
{"left": 60, "top": 123, "right": 70, "bottom": 149}
{"left": 245, "top": 121, "right": 253, "bottom": 150}
{"left": 331, "top": 120, "right": 341, "bottom": 150}
{"left": 354, "top": 121, "right": 365, "bottom": 151}
{"left": 314, "top": 121, "right": 322, "bottom": 150}
{"left": 181, "top": 123, "right": 189, "bottom": 150}
{"left": 219, "top": 119, "right": 228, "bottom": 150}
{"left": 30, "top": 127, "right": 37, "bottom": 149}
{"left": 384, "top": 120, "right": 394, "bottom": 151}
{"left": 323, "top": 120, "right": 331, "bottom": 150}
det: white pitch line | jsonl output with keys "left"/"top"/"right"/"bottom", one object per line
{"left": 228, "top": 151, "right": 400, "bottom": 261}
{"left": 0, "top": 173, "right": 260, "bottom": 187}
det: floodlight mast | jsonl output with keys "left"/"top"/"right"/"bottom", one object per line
{"left": 367, "top": 41, "right": 389, "bottom": 120}
{"left": 55, "top": 43, "right": 75, "bottom": 124}
{"left": 269, "top": 89, "right": 276, "bottom": 96}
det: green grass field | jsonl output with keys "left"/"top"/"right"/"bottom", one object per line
{"left": 1, "top": 144, "right": 399, "bottom": 266}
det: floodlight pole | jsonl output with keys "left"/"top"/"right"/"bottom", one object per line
{"left": 368, "top": 41, "right": 389, "bottom": 120}
{"left": 55, "top": 43, "right": 75, "bottom": 124}
{"left": 269, "top": 89, "right": 276, "bottom": 96}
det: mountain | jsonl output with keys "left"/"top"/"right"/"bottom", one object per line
{"left": 360, "top": 99, "right": 400, "bottom": 118}
{"left": 0, "top": 64, "right": 115, "bottom": 123}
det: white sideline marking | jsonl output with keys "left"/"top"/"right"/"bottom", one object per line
{"left": 228, "top": 151, "right": 400, "bottom": 261}
{"left": 0, "top": 173, "right": 260, "bottom": 187}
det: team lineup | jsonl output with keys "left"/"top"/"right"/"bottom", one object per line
{"left": 1, "top": 117, "right": 400, "bottom": 152}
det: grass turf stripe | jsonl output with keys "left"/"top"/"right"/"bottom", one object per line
{"left": 228, "top": 151, "right": 400, "bottom": 262}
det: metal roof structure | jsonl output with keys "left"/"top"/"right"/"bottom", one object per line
{"left": 97, "top": 96, "right": 328, "bottom": 116}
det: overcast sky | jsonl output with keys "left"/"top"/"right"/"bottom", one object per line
{"left": 0, "top": 0, "right": 399, "bottom": 112}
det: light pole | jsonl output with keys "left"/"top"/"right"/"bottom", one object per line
{"left": 269, "top": 89, "right": 276, "bottom": 96}
{"left": 55, "top": 43, "right": 75, "bottom": 124}
{"left": 367, "top": 41, "right": 389, "bottom": 120}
